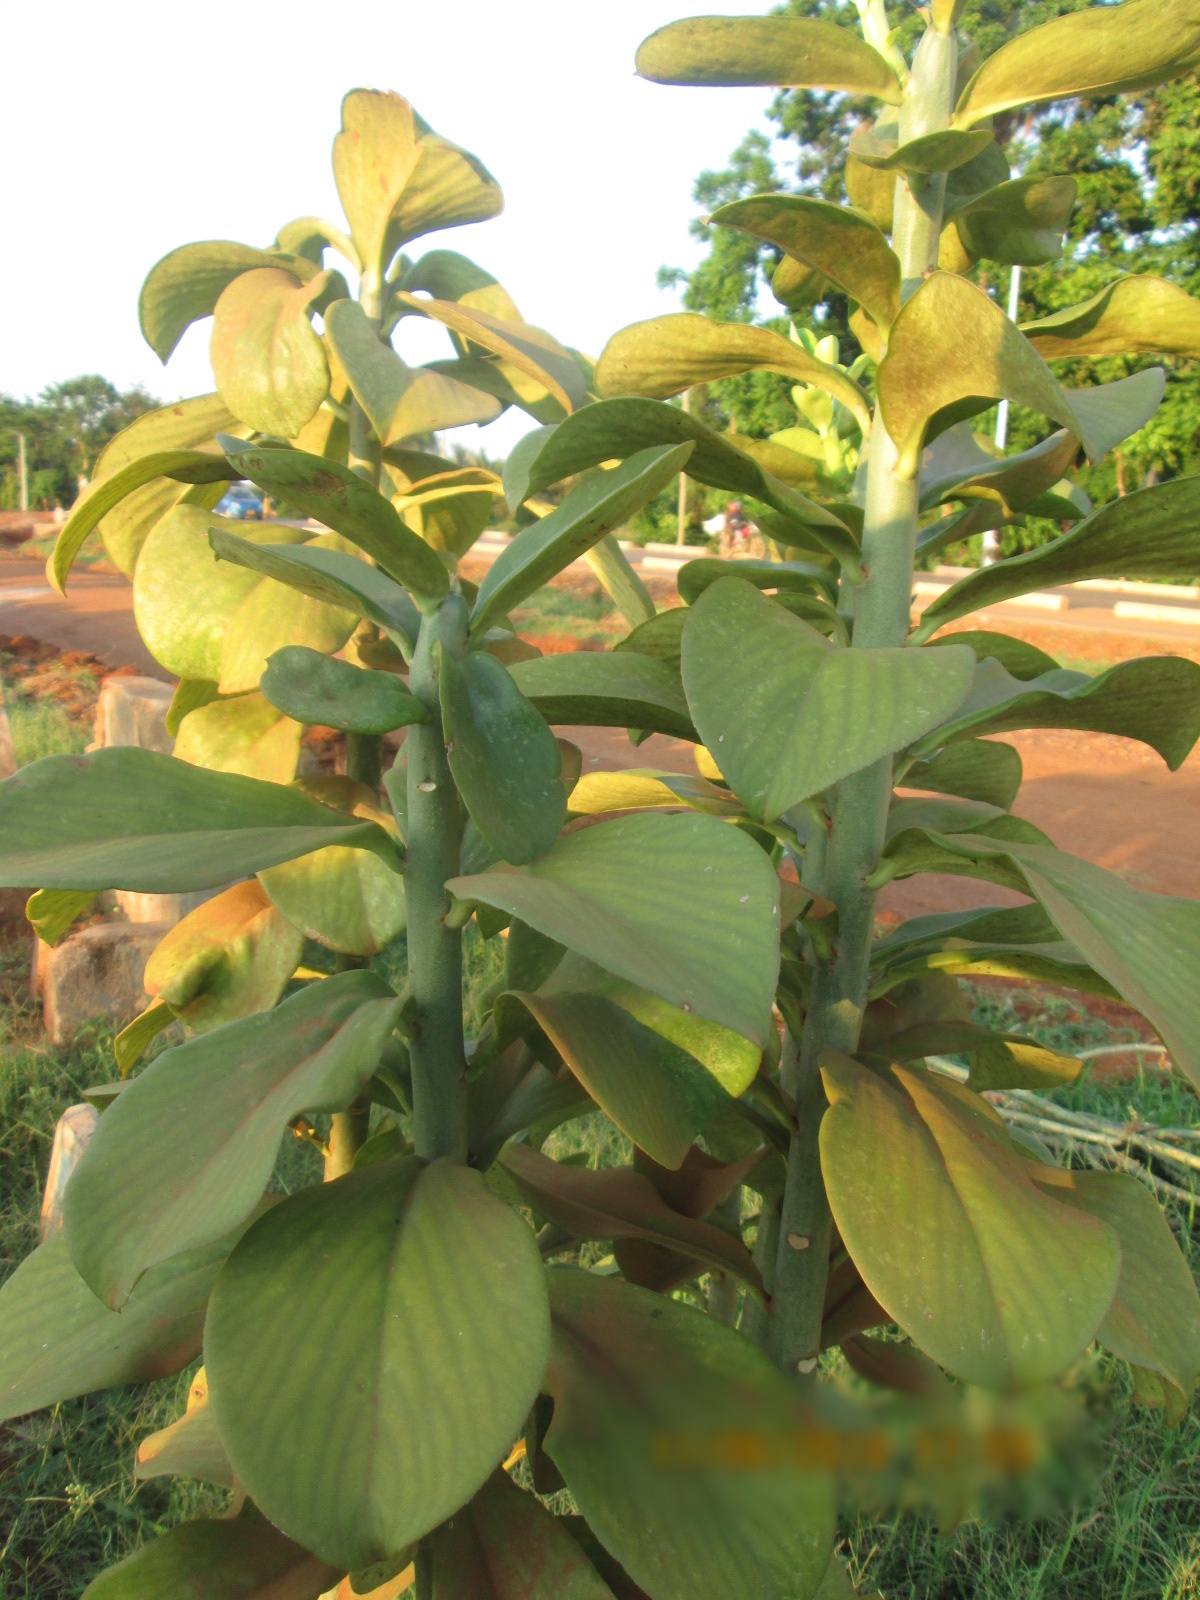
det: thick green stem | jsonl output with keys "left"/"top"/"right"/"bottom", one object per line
{"left": 347, "top": 730, "right": 383, "bottom": 791}
{"left": 767, "top": 21, "right": 955, "bottom": 1377}
{"left": 405, "top": 595, "right": 470, "bottom": 1162}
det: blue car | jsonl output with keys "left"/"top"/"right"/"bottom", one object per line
{"left": 215, "top": 483, "right": 265, "bottom": 519}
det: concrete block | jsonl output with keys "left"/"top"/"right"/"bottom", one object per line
{"left": 41, "top": 920, "right": 173, "bottom": 1046}
{"left": 116, "top": 888, "right": 215, "bottom": 925}
{"left": 0, "top": 695, "right": 15, "bottom": 779}
{"left": 93, "top": 675, "right": 174, "bottom": 755}
{"left": 39, "top": 1103, "right": 100, "bottom": 1240}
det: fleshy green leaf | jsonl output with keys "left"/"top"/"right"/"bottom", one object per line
{"left": 636, "top": 14, "right": 902, "bottom": 100}
{"left": 582, "top": 535, "right": 656, "bottom": 628}
{"left": 504, "top": 398, "right": 857, "bottom": 568}
{"left": 0, "top": 1233, "right": 237, "bottom": 1423}
{"left": 1022, "top": 274, "right": 1200, "bottom": 360}
{"left": 135, "top": 1368, "right": 236, "bottom": 1489}
{"left": 382, "top": 118, "right": 503, "bottom": 255}
{"left": 500, "top": 1145, "right": 760, "bottom": 1293}
{"left": 90, "top": 394, "right": 241, "bottom": 575}
{"left": 63, "top": 970, "right": 402, "bottom": 1306}
{"left": 218, "top": 541, "right": 358, "bottom": 695}
{"left": 851, "top": 128, "right": 993, "bottom": 174}
{"left": 51, "top": 450, "right": 238, "bottom": 592}
{"left": 1045, "top": 1170, "right": 1200, "bottom": 1422}
{"left": 397, "top": 249, "right": 522, "bottom": 320}
{"left": 712, "top": 195, "right": 901, "bottom": 331}
{"left": 949, "top": 175, "right": 1077, "bottom": 267}
{"left": 954, "top": 0, "right": 1200, "bottom": 128}
{"left": 258, "top": 835, "right": 406, "bottom": 956}
{"left": 471, "top": 445, "right": 693, "bottom": 635}
{"left": 79, "top": 1515, "right": 338, "bottom": 1600}
{"left": 902, "top": 737, "right": 1022, "bottom": 810}
{"left": 209, "top": 267, "right": 330, "bottom": 438}
{"left": 448, "top": 811, "right": 780, "bottom": 1047}
{"left": 394, "top": 293, "right": 587, "bottom": 415}
{"left": 508, "top": 651, "right": 696, "bottom": 742}
{"left": 0, "top": 747, "right": 397, "bottom": 892}
{"left": 820, "top": 1055, "right": 1120, "bottom": 1388}
{"left": 325, "top": 298, "right": 501, "bottom": 444}
{"left": 909, "top": 655, "right": 1200, "bottom": 769}
{"left": 25, "top": 888, "right": 97, "bottom": 946}
{"left": 913, "top": 476, "right": 1200, "bottom": 636}
{"left": 133, "top": 507, "right": 307, "bottom": 681}
{"left": 440, "top": 649, "right": 566, "bottom": 864}
{"left": 204, "top": 1158, "right": 549, "bottom": 1570}
{"left": 173, "top": 694, "right": 302, "bottom": 784}
{"left": 333, "top": 89, "right": 424, "bottom": 276}
{"left": 262, "top": 645, "right": 427, "bottom": 733}
{"left": 208, "top": 532, "right": 421, "bottom": 644}
{"left": 498, "top": 953, "right": 757, "bottom": 1167}
{"left": 429, "top": 1469, "right": 615, "bottom": 1599}
{"left": 138, "top": 240, "right": 318, "bottom": 363}
{"left": 144, "top": 879, "right": 303, "bottom": 1031}
{"left": 221, "top": 438, "right": 450, "bottom": 603}
{"left": 681, "top": 579, "right": 973, "bottom": 820}
{"left": 876, "top": 272, "right": 1104, "bottom": 477}
{"left": 543, "top": 1270, "right": 835, "bottom": 1600}
{"left": 595, "top": 314, "right": 871, "bottom": 433}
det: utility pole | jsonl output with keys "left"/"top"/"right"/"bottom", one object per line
{"left": 983, "top": 264, "right": 1021, "bottom": 565}
{"left": 677, "top": 388, "right": 691, "bottom": 545}
{"left": 17, "top": 432, "right": 28, "bottom": 512}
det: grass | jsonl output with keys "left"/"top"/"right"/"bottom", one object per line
{"left": 1, "top": 919, "right": 1197, "bottom": 1596}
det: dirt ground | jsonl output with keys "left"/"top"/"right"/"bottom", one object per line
{"left": 3, "top": 557, "right": 1199, "bottom": 914}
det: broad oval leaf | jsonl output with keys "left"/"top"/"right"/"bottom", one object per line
{"left": 681, "top": 579, "right": 973, "bottom": 820}
{"left": 712, "top": 195, "right": 901, "bottom": 331}
{"left": 205, "top": 1158, "right": 549, "bottom": 1570}
{"left": 820, "top": 1055, "right": 1120, "bottom": 1388}
{"left": 902, "top": 736, "right": 1023, "bottom": 810}
{"left": 174, "top": 693, "right": 303, "bottom": 784}
{"left": 262, "top": 645, "right": 427, "bottom": 733}
{"left": 471, "top": 445, "right": 693, "bottom": 635}
{"left": 595, "top": 314, "right": 870, "bottom": 433}
{"left": 954, "top": 0, "right": 1200, "bottom": 128}
{"left": 144, "top": 879, "right": 304, "bottom": 1030}
{"left": 64, "top": 969, "right": 402, "bottom": 1305}
{"left": 429, "top": 1469, "right": 616, "bottom": 1600}
{"left": 134, "top": 1368, "right": 236, "bottom": 1489}
{"left": 508, "top": 651, "right": 696, "bottom": 742}
{"left": 79, "top": 1515, "right": 338, "bottom": 1600}
{"left": 210, "top": 267, "right": 330, "bottom": 438}
{"left": 133, "top": 505, "right": 307, "bottom": 680}
{"left": 448, "top": 810, "right": 780, "bottom": 1047}
{"left": 383, "top": 121, "right": 503, "bottom": 255}
{"left": 851, "top": 127, "right": 993, "bottom": 174}
{"left": 397, "top": 248, "right": 522, "bottom": 320}
{"left": 333, "top": 89, "right": 423, "bottom": 276}
{"left": 914, "top": 475, "right": 1200, "bottom": 636}
{"left": 1045, "top": 1169, "right": 1200, "bottom": 1421}
{"left": 0, "top": 747, "right": 397, "bottom": 892}
{"left": 440, "top": 649, "right": 566, "bottom": 864}
{"left": 0, "top": 1231, "right": 237, "bottom": 1423}
{"left": 636, "top": 15, "right": 902, "bottom": 100}
{"left": 1022, "top": 273, "right": 1200, "bottom": 360}
{"left": 138, "top": 239, "right": 318, "bottom": 363}
{"left": 218, "top": 542, "right": 358, "bottom": 695}
{"left": 876, "top": 273, "right": 1091, "bottom": 477}
{"left": 544, "top": 1269, "right": 835, "bottom": 1600}
{"left": 258, "top": 778, "right": 406, "bottom": 955}
{"left": 950, "top": 175, "right": 1077, "bottom": 268}
{"left": 222, "top": 438, "right": 450, "bottom": 603}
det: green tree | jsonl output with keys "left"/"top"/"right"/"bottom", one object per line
{"left": 0, "top": 377, "right": 157, "bottom": 511}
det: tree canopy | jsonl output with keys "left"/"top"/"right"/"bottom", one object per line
{"left": 0, "top": 377, "right": 157, "bottom": 512}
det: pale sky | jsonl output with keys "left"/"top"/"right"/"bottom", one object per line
{"left": 3, "top": 0, "right": 779, "bottom": 451}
